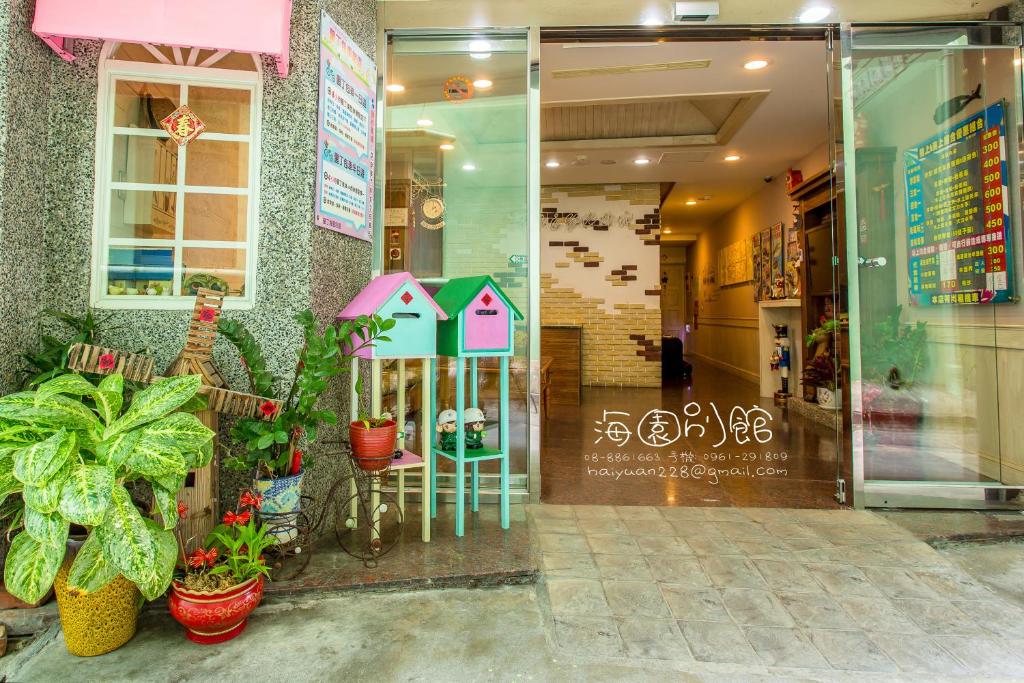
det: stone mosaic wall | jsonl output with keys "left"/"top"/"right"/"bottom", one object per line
{"left": 0, "top": 1, "right": 376, "bottom": 514}
{"left": 541, "top": 184, "right": 661, "bottom": 387}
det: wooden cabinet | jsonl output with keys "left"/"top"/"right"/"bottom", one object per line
{"left": 541, "top": 326, "right": 581, "bottom": 406}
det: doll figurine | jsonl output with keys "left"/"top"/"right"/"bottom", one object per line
{"left": 464, "top": 407, "right": 486, "bottom": 449}
{"left": 436, "top": 409, "right": 459, "bottom": 451}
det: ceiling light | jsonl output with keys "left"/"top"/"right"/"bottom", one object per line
{"left": 634, "top": 158, "right": 651, "bottom": 165}
{"left": 462, "top": 163, "right": 476, "bottom": 171}
{"left": 416, "top": 118, "right": 433, "bottom": 127}
{"left": 798, "top": 6, "right": 832, "bottom": 22}
{"left": 470, "top": 52, "right": 491, "bottom": 60}
{"left": 724, "top": 154, "right": 741, "bottom": 161}
{"left": 473, "top": 79, "right": 493, "bottom": 89}
{"left": 468, "top": 40, "right": 492, "bottom": 52}
{"left": 743, "top": 59, "right": 769, "bottom": 70}
{"left": 600, "top": 159, "right": 617, "bottom": 165}
{"left": 685, "top": 199, "right": 698, "bottom": 205}
{"left": 642, "top": 17, "right": 664, "bottom": 26}
{"left": 440, "top": 142, "right": 455, "bottom": 151}
{"left": 385, "top": 83, "right": 405, "bottom": 93}
{"left": 664, "top": 228, "right": 672, "bottom": 233}
{"left": 545, "top": 160, "right": 560, "bottom": 168}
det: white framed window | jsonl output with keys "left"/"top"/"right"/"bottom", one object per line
{"left": 92, "top": 42, "right": 263, "bottom": 309}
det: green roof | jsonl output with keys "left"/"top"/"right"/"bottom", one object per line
{"left": 432, "top": 275, "right": 524, "bottom": 320}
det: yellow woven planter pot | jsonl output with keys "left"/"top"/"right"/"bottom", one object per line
{"left": 53, "top": 545, "right": 140, "bottom": 657}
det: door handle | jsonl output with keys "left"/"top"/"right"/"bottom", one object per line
{"left": 858, "top": 256, "right": 888, "bottom": 268}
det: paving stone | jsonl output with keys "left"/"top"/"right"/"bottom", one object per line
{"left": 752, "top": 560, "right": 821, "bottom": 593}
{"left": 892, "top": 598, "right": 982, "bottom": 636}
{"left": 616, "top": 618, "right": 693, "bottom": 661}
{"left": 914, "top": 568, "right": 995, "bottom": 601}
{"left": 545, "top": 578, "right": 611, "bottom": 616}
{"left": 659, "top": 507, "right": 708, "bottom": 523}
{"left": 868, "top": 632, "right": 967, "bottom": 674}
{"left": 805, "top": 563, "right": 883, "bottom": 598}
{"left": 780, "top": 536, "right": 835, "bottom": 551}
{"left": 634, "top": 536, "right": 693, "bottom": 556}
{"left": 669, "top": 519, "right": 727, "bottom": 538}
{"left": 551, "top": 614, "right": 626, "bottom": 657}
{"left": 761, "top": 522, "right": 821, "bottom": 538}
{"left": 721, "top": 588, "right": 795, "bottom": 627}
{"left": 741, "top": 508, "right": 793, "bottom": 524}
{"left": 684, "top": 536, "right": 742, "bottom": 556}
{"left": 714, "top": 521, "right": 771, "bottom": 540}
{"left": 953, "top": 599, "right": 1024, "bottom": 639}
{"left": 744, "top": 626, "right": 829, "bottom": 668}
{"left": 660, "top": 586, "right": 731, "bottom": 622}
{"left": 531, "top": 517, "right": 581, "bottom": 535}
{"left": 834, "top": 595, "right": 922, "bottom": 634}
{"left": 933, "top": 635, "right": 1024, "bottom": 677}
{"left": 622, "top": 518, "right": 676, "bottom": 537}
{"left": 538, "top": 532, "right": 591, "bottom": 555}
{"left": 882, "top": 541, "right": 951, "bottom": 568}
{"left": 594, "top": 554, "right": 653, "bottom": 581}
{"left": 616, "top": 506, "right": 663, "bottom": 521}
{"left": 578, "top": 517, "right": 629, "bottom": 535}
{"left": 573, "top": 505, "right": 619, "bottom": 519}
{"left": 777, "top": 591, "right": 852, "bottom": 629}
{"left": 646, "top": 556, "right": 710, "bottom": 587}
{"left": 541, "top": 552, "right": 599, "bottom": 578}
{"left": 586, "top": 533, "right": 641, "bottom": 555}
{"left": 603, "top": 580, "right": 671, "bottom": 618}
{"left": 679, "top": 620, "right": 759, "bottom": 664}
{"left": 528, "top": 504, "right": 575, "bottom": 519}
{"left": 701, "top": 508, "right": 750, "bottom": 523}
{"left": 807, "top": 629, "right": 898, "bottom": 672}
{"left": 698, "top": 556, "right": 768, "bottom": 589}
{"left": 861, "top": 566, "right": 942, "bottom": 599}
{"left": 732, "top": 537, "right": 792, "bottom": 559}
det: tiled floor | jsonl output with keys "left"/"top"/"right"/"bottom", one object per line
{"left": 529, "top": 503, "right": 1024, "bottom": 678}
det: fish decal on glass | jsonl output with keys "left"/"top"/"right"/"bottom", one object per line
{"left": 933, "top": 83, "right": 982, "bottom": 125}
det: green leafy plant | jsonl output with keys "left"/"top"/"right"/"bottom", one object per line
{"left": 20, "top": 309, "right": 113, "bottom": 388}
{"left": 801, "top": 354, "right": 837, "bottom": 391}
{"left": 219, "top": 311, "right": 395, "bottom": 479}
{"left": 357, "top": 412, "right": 393, "bottom": 430}
{"left": 861, "top": 306, "right": 928, "bottom": 389}
{"left": 805, "top": 319, "right": 841, "bottom": 349}
{"left": 0, "top": 373, "right": 214, "bottom": 604}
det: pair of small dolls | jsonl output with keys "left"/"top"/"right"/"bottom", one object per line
{"left": 436, "top": 408, "right": 486, "bottom": 450}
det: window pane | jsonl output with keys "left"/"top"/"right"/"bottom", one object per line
{"left": 182, "top": 247, "right": 246, "bottom": 296}
{"left": 109, "top": 190, "right": 176, "bottom": 239}
{"left": 114, "top": 81, "right": 180, "bottom": 129}
{"left": 183, "top": 194, "right": 247, "bottom": 242}
{"left": 111, "top": 135, "right": 178, "bottom": 184}
{"left": 106, "top": 246, "right": 175, "bottom": 297}
{"left": 189, "top": 86, "right": 251, "bottom": 135}
{"left": 185, "top": 140, "right": 249, "bottom": 187}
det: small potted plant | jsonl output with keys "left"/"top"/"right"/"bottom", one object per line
{"left": 168, "top": 492, "right": 273, "bottom": 644}
{"left": 0, "top": 372, "right": 213, "bottom": 656}
{"left": 349, "top": 413, "right": 397, "bottom": 472}
{"left": 861, "top": 306, "right": 928, "bottom": 445}
{"left": 218, "top": 310, "right": 393, "bottom": 542}
{"left": 802, "top": 354, "right": 839, "bottom": 409}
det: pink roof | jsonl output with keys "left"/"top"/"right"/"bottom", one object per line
{"left": 336, "top": 272, "right": 447, "bottom": 321}
{"left": 32, "top": 0, "right": 293, "bottom": 77}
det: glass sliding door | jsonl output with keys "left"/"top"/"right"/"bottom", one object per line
{"left": 841, "top": 23, "right": 1024, "bottom": 508}
{"left": 382, "top": 31, "right": 532, "bottom": 495}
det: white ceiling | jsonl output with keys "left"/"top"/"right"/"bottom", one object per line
{"left": 540, "top": 40, "right": 830, "bottom": 233}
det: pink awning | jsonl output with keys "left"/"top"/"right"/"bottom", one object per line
{"left": 32, "top": 0, "right": 293, "bottom": 77}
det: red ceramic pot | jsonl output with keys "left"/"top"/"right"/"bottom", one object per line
{"left": 168, "top": 576, "right": 264, "bottom": 645}
{"left": 349, "top": 420, "right": 397, "bottom": 472}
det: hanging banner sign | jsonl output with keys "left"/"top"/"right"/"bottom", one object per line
{"left": 904, "top": 101, "right": 1014, "bottom": 305}
{"left": 315, "top": 12, "right": 376, "bottom": 242}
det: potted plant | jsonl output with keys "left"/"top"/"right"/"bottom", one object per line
{"left": 861, "top": 306, "right": 928, "bottom": 445}
{"left": 168, "top": 491, "right": 273, "bottom": 644}
{"left": 349, "top": 413, "right": 398, "bottom": 472}
{"left": 802, "top": 354, "right": 840, "bottom": 409}
{"left": 218, "top": 310, "right": 392, "bottom": 543}
{"left": 0, "top": 372, "right": 213, "bottom": 656}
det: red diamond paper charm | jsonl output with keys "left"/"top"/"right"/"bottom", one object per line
{"left": 481, "top": 292, "right": 493, "bottom": 306}
{"left": 161, "top": 104, "right": 205, "bottom": 146}
{"left": 400, "top": 291, "right": 414, "bottom": 305}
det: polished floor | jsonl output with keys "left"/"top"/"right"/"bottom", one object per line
{"left": 541, "top": 359, "right": 842, "bottom": 508}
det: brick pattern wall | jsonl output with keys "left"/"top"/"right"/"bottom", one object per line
{"left": 541, "top": 184, "right": 661, "bottom": 388}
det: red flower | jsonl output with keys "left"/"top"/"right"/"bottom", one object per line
{"left": 259, "top": 400, "right": 278, "bottom": 418}
{"left": 236, "top": 510, "right": 251, "bottom": 525}
{"left": 240, "top": 492, "right": 263, "bottom": 510}
{"left": 222, "top": 510, "right": 238, "bottom": 525}
{"left": 177, "top": 501, "right": 188, "bottom": 519}
{"left": 223, "top": 510, "right": 251, "bottom": 526}
{"left": 187, "top": 548, "right": 217, "bottom": 568}
{"left": 98, "top": 353, "right": 115, "bottom": 371}
{"left": 199, "top": 306, "right": 218, "bottom": 323}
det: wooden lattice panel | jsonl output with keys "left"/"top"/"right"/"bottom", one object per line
{"left": 177, "top": 409, "right": 219, "bottom": 553}
{"left": 67, "top": 343, "right": 155, "bottom": 383}
{"left": 201, "top": 386, "right": 282, "bottom": 421}
{"left": 182, "top": 288, "right": 224, "bottom": 360}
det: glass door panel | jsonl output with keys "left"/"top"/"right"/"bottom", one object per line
{"left": 842, "top": 24, "right": 1024, "bottom": 506}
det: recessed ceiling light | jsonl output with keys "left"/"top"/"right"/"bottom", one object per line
{"left": 743, "top": 59, "right": 769, "bottom": 70}
{"left": 545, "top": 160, "right": 560, "bottom": 168}
{"left": 468, "top": 40, "right": 492, "bottom": 53}
{"left": 472, "top": 79, "right": 493, "bottom": 89}
{"left": 440, "top": 142, "right": 455, "bottom": 151}
{"left": 462, "top": 163, "right": 476, "bottom": 171}
{"left": 724, "top": 154, "right": 741, "bottom": 161}
{"left": 600, "top": 159, "right": 616, "bottom": 165}
{"left": 385, "top": 83, "right": 405, "bottom": 93}
{"left": 642, "top": 17, "right": 664, "bottom": 26}
{"left": 416, "top": 118, "right": 433, "bottom": 127}
{"left": 634, "top": 158, "right": 651, "bottom": 165}
{"left": 798, "top": 6, "right": 832, "bottom": 23}
{"left": 663, "top": 228, "right": 672, "bottom": 233}
{"left": 470, "top": 52, "right": 491, "bottom": 60}
{"left": 685, "top": 199, "right": 698, "bottom": 206}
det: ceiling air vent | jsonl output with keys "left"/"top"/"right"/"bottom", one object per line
{"left": 673, "top": 2, "right": 720, "bottom": 22}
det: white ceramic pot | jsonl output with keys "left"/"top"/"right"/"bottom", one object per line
{"left": 816, "top": 386, "right": 840, "bottom": 410}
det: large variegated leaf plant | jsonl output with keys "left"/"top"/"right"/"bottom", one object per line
{"left": 0, "top": 373, "right": 213, "bottom": 604}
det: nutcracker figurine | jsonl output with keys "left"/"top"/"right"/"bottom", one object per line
{"left": 464, "top": 407, "right": 486, "bottom": 449}
{"left": 436, "top": 409, "right": 459, "bottom": 451}
{"left": 771, "top": 324, "right": 791, "bottom": 404}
